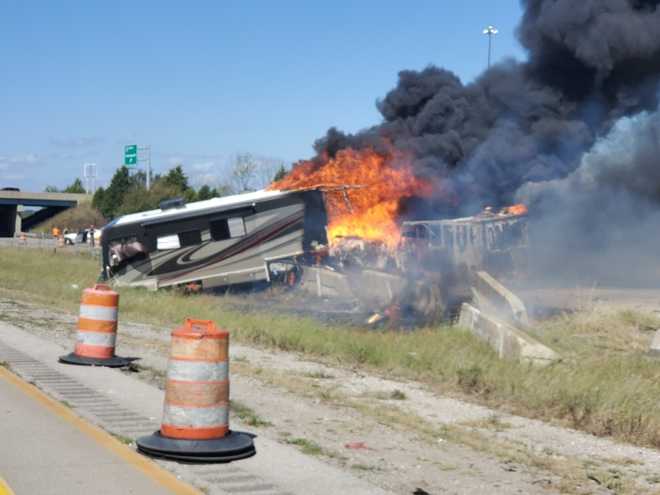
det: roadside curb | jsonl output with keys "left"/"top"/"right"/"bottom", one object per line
{"left": 0, "top": 365, "right": 201, "bottom": 495}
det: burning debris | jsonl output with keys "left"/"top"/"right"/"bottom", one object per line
{"left": 292, "top": 202, "right": 529, "bottom": 326}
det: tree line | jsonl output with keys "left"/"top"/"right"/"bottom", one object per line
{"left": 87, "top": 155, "right": 287, "bottom": 220}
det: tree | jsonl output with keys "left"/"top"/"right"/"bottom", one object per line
{"left": 162, "top": 165, "right": 189, "bottom": 192}
{"left": 216, "top": 184, "right": 232, "bottom": 197}
{"left": 273, "top": 164, "right": 288, "bottom": 182}
{"left": 44, "top": 185, "right": 59, "bottom": 192}
{"left": 197, "top": 185, "right": 215, "bottom": 201}
{"left": 230, "top": 153, "right": 258, "bottom": 192}
{"left": 118, "top": 180, "right": 186, "bottom": 215}
{"left": 92, "top": 187, "right": 105, "bottom": 211}
{"left": 114, "top": 165, "right": 199, "bottom": 215}
{"left": 98, "top": 167, "right": 131, "bottom": 219}
{"left": 129, "top": 170, "right": 147, "bottom": 189}
{"left": 63, "top": 178, "right": 86, "bottom": 194}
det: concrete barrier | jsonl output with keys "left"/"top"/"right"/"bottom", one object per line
{"left": 473, "top": 271, "right": 529, "bottom": 327}
{"left": 458, "top": 303, "right": 560, "bottom": 366}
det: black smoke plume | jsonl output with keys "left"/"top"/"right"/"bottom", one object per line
{"left": 311, "top": 0, "right": 660, "bottom": 216}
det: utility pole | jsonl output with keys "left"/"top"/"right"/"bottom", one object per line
{"left": 483, "top": 25, "right": 499, "bottom": 69}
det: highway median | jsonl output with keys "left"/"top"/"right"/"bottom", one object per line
{"left": 2, "top": 246, "right": 660, "bottom": 450}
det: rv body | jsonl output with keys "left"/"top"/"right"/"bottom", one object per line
{"left": 100, "top": 189, "right": 327, "bottom": 290}
{"left": 400, "top": 211, "right": 529, "bottom": 277}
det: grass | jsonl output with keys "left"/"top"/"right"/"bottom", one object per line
{"left": 459, "top": 414, "right": 512, "bottom": 432}
{"left": 285, "top": 437, "right": 324, "bottom": 456}
{"left": 368, "top": 389, "right": 408, "bottom": 401}
{"left": 350, "top": 463, "right": 379, "bottom": 471}
{"left": 2, "top": 247, "right": 660, "bottom": 451}
{"left": 303, "top": 369, "right": 335, "bottom": 379}
{"left": 230, "top": 400, "right": 273, "bottom": 427}
{"left": 110, "top": 433, "right": 134, "bottom": 445}
{"left": 389, "top": 389, "right": 407, "bottom": 400}
{"left": 284, "top": 436, "right": 346, "bottom": 460}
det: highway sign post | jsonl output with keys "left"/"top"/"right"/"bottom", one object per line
{"left": 124, "top": 144, "right": 151, "bottom": 190}
{"left": 124, "top": 145, "right": 138, "bottom": 168}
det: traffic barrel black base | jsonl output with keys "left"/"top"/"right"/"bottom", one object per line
{"left": 136, "top": 430, "right": 256, "bottom": 463}
{"left": 59, "top": 352, "right": 133, "bottom": 368}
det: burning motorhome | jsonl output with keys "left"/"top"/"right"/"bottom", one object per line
{"left": 101, "top": 144, "right": 529, "bottom": 325}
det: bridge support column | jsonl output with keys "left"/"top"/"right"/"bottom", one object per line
{"left": 0, "top": 205, "right": 17, "bottom": 237}
{"left": 15, "top": 206, "right": 22, "bottom": 236}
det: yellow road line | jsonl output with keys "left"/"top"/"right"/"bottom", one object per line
{"left": 0, "top": 366, "right": 200, "bottom": 495}
{"left": 0, "top": 476, "right": 16, "bottom": 495}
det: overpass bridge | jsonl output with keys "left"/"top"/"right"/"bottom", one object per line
{"left": 0, "top": 190, "right": 87, "bottom": 237}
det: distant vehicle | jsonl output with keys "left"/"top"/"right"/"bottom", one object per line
{"left": 64, "top": 229, "right": 88, "bottom": 245}
{"left": 1, "top": 187, "right": 20, "bottom": 191}
{"left": 64, "top": 228, "right": 101, "bottom": 245}
{"left": 100, "top": 190, "right": 327, "bottom": 290}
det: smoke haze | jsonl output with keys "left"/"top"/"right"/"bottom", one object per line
{"left": 301, "top": 0, "right": 660, "bottom": 286}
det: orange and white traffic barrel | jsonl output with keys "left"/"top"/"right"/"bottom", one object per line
{"left": 137, "top": 319, "right": 255, "bottom": 462}
{"left": 161, "top": 319, "right": 229, "bottom": 439}
{"left": 59, "top": 284, "right": 132, "bottom": 368}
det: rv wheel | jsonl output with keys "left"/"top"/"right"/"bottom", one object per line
{"left": 286, "top": 266, "right": 302, "bottom": 287}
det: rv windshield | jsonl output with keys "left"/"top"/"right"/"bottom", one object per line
{"left": 109, "top": 238, "right": 147, "bottom": 267}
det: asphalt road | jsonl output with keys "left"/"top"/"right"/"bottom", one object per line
{"left": 0, "top": 367, "right": 198, "bottom": 495}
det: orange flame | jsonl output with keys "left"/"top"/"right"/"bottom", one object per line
{"left": 503, "top": 204, "right": 529, "bottom": 216}
{"left": 269, "top": 148, "right": 432, "bottom": 248}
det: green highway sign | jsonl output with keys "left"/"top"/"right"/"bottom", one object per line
{"left": 124, "top": 144, "right": 138, "bottom": 167}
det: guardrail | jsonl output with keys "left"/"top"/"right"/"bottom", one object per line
{"left": 0, "top": 236, "right": 101, "bottom": 255}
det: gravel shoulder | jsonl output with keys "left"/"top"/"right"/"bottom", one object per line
{"left": 2, "top": 296, "right": 660, "bottom": 494}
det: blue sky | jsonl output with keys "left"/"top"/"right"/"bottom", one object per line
{"left": 0, "top": 1, "right": 525, "bottom": 191}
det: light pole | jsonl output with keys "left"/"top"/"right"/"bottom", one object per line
{"left": 83, "top": 162, "right": 97, "bottom": 195}
{"left": 483, "top": 25, "right": 498, "bottom": 69}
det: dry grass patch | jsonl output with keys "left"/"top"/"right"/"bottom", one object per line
{"left": 230, "top": 400, "right": 273, "bottom": 428}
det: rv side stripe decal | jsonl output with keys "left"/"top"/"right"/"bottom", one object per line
{"left": 153, "top": 210, "right": 305, "bottom": 282}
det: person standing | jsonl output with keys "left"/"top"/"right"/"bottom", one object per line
{"left": 89, "top": 224, "right": 96, "bottom": 248}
